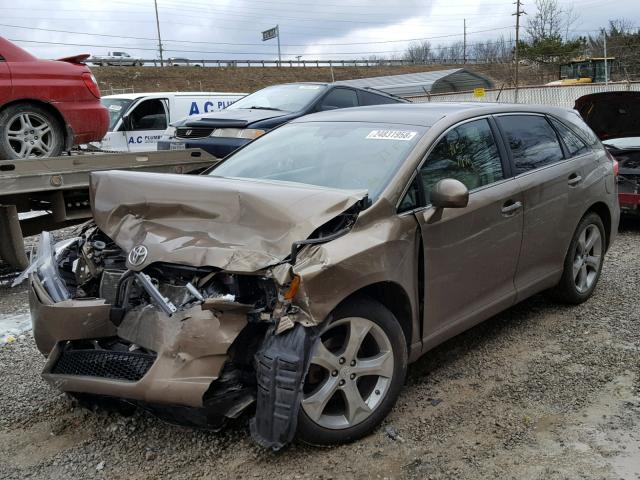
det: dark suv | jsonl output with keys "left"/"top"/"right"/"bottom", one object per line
{"left": 157, "top": 82, "right": 405, "bottom": 158}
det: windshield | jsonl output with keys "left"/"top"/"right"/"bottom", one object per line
{"left": 210, "top": 122, "right": 425, "bottom": 202}
{"left": 101, "top": 98, "right": 133, "bottom": 130}
{"left": 226, "top": 84, "right": 326, "bottom": 112}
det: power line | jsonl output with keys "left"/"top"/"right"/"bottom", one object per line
{"left": 0, "top": 23, "right": 514, "bottom": 48}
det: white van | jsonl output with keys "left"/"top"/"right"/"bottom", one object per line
{"left": 95, "top": 92, "right": 246, "bottom": 152}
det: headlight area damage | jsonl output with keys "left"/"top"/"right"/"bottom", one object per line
{"left": 25, "top": 170, "right": 367, "bottom": 450}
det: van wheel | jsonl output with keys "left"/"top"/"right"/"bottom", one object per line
{"left": 0, "top": 104, "right": 64, "bottom": 159}
{"left": 549, "top": 212, "right": 605, "bottom": 304}
{"left": 297, "top": 296, "right": 407, "bottom": 446}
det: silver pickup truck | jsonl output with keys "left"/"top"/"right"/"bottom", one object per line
{"left": 90, "top": 51, "right": 143, "bottom": 66}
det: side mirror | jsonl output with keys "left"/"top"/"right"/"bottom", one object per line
{"left": 430, "top": 178, "right": 469, "bottom": 209}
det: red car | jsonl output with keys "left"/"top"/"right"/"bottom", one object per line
{"left": 0, "top": 37, "right": 108, "bottom": 159}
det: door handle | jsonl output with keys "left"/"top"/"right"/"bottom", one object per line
{"left": 501, "top": 200, "right": 522, "bottom": 215}
{"left": 568, "top": 173, "right": 583, "bottom": 186}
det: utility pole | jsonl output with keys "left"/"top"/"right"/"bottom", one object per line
{"left": 153, "top": 0, "right": 164, "bottom": 67}
{"left": 512, "top": 0, "right": 525, "bottom": 103}
{"left": 463, "top": 19, "right": 467, "bottom": 64}
{"left": 603, "top": 32, "right": 608, "bottom": 85}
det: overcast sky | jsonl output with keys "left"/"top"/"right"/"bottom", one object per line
{"left": 1, "top": 0, "right": 638, "bottom": 60}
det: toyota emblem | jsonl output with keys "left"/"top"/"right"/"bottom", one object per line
{"left": 128, "top": 245, "right": 148, "bottom": 266}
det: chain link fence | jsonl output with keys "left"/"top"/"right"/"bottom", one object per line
{"left": 407, "top": 82, "right": 640, "bottom": 108}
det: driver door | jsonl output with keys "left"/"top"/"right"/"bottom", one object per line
{"left": 410, "top": 118, "right": 524, "bottom": 344}
{"left": 122, "top": 98, "right": 169, "bottom": 151}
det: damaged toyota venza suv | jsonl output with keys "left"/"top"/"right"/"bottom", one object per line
{"left": 24, "top": 103, "right": 619, "bottom": 449}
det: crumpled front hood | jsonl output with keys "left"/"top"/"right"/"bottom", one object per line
{"left": 90, "top": 170, "right": 366, "bottom": 272}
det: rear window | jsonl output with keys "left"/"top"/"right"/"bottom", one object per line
{"left": 497, "top": 115, "right": 564, "bottom": 174}
{"left": 549, "top": 117, "right": 589, "bottom": 157}
{"left": 357, "top": 90, "right": 399, "bottom": 106}
{"left": 564, "top": 112, "right": 602, "bottom": 147}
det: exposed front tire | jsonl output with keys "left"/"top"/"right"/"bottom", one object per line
{"left": 0, "top": 103, "right": 64, "bottom": 159}
{"left": 297, "top": 296, "right": 407, "bottom": 446}
{"left": 550, "top": 212, "right": 606, "bottom": 304}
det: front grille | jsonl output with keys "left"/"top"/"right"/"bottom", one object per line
{"left": 176, "top": 127, "right": 215, "bottom": 139}
{"left": 52, "top": 349, "right": 155, "bottom": 382}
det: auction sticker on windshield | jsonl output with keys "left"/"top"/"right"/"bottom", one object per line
{"left": 366, "top": 130, "right": 417, "bottom": 141}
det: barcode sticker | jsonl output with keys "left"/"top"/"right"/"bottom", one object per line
{"left": 366, "top": 130, "right": 417, "bottom": 141}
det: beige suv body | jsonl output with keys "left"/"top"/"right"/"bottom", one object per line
{"left": 26, "top": 103, "right": 619, "bottom": 449}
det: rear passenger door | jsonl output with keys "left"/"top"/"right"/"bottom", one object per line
{"left": 495, "top": 114, "right": 593, "bottom": 299}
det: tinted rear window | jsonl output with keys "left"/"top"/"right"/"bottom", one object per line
{"left": 497, "top": 115, "right": 564, "bottom": 174}
{"left": 550, "top": 117, "right": 589, "bottom": 157}
{"left": 357, "top": 90, "right": 399, "bottom": 106}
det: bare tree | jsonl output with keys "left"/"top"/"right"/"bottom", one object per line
{"left": 526, "top": 0, "right": 564, "bottom": 41}
{"left": 403, "top": 40, "right": 432, "bottom": 63}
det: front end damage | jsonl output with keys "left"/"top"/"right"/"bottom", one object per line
{"left": 25, "top": 170, "right": 368, "bottom": 450}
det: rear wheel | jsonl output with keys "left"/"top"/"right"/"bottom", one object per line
{"left": 0, "top": 104, "right": 64, "bottom": 159}
{"left": 297, "top": 297, "right": 407, "bottom": 446}
{"left": 550, "top": 212, "right": 605, "bottom": 304}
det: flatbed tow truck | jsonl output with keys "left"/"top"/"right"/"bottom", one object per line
{"left": 0, "top": 149, "right": 217, "bottom": 269}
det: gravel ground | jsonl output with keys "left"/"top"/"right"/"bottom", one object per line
{"left": 0, "top": 221, "right": 639, "bottom": 480}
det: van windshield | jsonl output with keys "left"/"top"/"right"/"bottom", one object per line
{"left": 227, "top": 84, "right": 327, "bottom": 113}
{"left": 101, "top": 98, "right": 133, "bottom": 130}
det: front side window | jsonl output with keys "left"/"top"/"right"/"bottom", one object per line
{"left": 211, "top": 122, "right": 426, "bottom": 203}
{"left": 497, "top": 115, "right": 564, "bottom": 174}
{"left": 128, "top": 99, "right": 167, "bottom": 131}
{"left": 550, "top": 117, "right": 589, "bottom": 157}
{"left": 418, "top": 119, "right": 504, "bottom": 203}
{"left": 320, "top": 88, "right": 359, "bottom": 110}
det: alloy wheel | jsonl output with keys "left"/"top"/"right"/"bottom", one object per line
{"left": 301, "top": 317, "right": 395, "bottom": 430}
{"left": 573, "top": 224, "right": 602, "bottom": 294}
{"left": 5, "top": 112, "right": 56, "bottom": 158}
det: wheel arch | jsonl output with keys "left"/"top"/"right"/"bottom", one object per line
{"left": 332, "top": 281, "right": 414, "bottom": 349}
{"left": 0, "top": 99, "right": 70, "bottom": 147}
{"left": 584, "top": 201, "right": 612, "bottom": 250}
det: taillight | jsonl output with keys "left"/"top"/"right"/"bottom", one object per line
{"left": 81, "top": 72, "right": 101, "bottom": 98}
{"left": 606, "top": 150, "right": 619, "bottom": 177}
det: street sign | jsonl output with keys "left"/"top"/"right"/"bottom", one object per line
{"left": 262, "top": 27, "right": 278, "bottom": 41}
{"left": 473, "top": 87, "right": 486, "bottom": 98}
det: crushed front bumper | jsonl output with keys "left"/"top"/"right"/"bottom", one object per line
{"left": 30, "top": 272, "right": 248, "bottom": 409}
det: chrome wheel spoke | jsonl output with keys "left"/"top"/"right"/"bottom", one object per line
{"left": 311, "top": 340, "right": 341, "bottom": 372}
{"left": 585, "top": 231, "right": 597, "bottom": 252}
{"left": 342, "top": 317, "right": 371, "bottom": 361}
{"left": 573, "top": 257, "right": 582, "bottom": 280}
{"left": 21, "top": 114, "right": 33, "bottom": 129}
{"left": 301, "top": 376, "right": 339, "bottom": 422}
{"left": 577, "top": 229, "right": 587, "bottom": 253}
{"left": 585, "top": 255, "right": 600, "bottom": 269}
{"left": 36, "top": 123, "right": 51, "bottom": 136}
{"left": 353, "top": 351, "right": 394, "bottom": 378}
{"left": 578, "top": 264, "right": 588, "bottom": 291}
{"left": 342, "top": 382, "right": 371, "bottom": 425}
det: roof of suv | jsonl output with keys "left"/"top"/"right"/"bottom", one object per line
{"left": 293, "top": 102, "right": 574, "bottom": 127}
